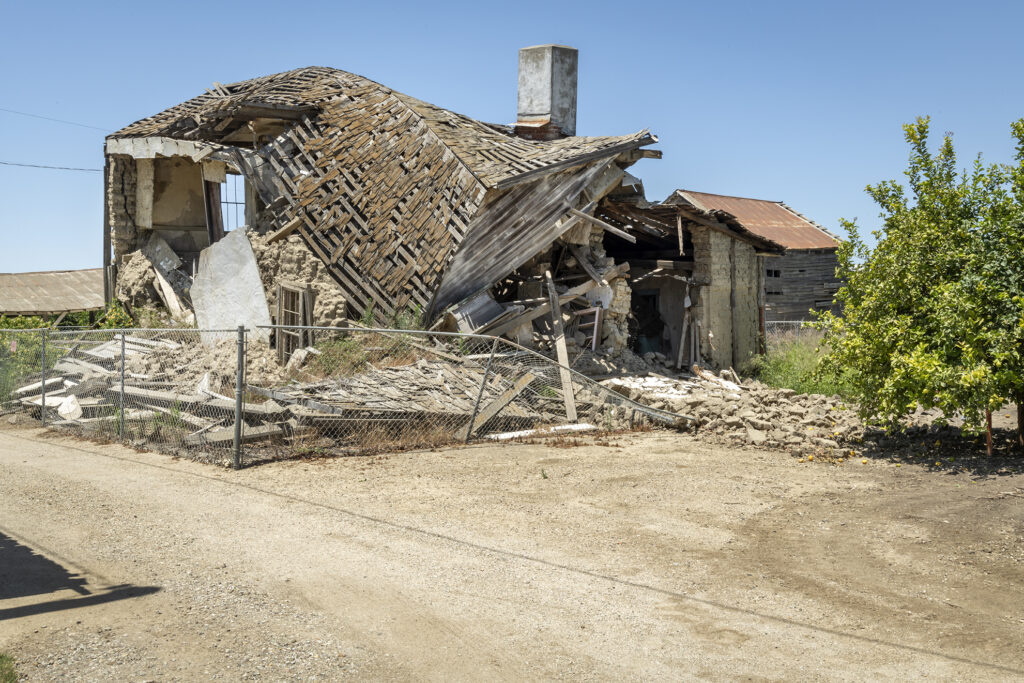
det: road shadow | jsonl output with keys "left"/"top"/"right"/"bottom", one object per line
{"left": 0, "top": 532, "right": 159, "bottom": 621}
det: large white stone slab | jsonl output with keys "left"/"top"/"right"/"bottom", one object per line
{"left": 191, "top": 230, "right": 271, "bottom": 347}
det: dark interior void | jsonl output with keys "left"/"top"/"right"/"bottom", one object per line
{"left": 630, "top": 289, "right": 666, "bottom": 355}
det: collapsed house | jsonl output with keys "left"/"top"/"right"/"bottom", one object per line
{"left": 102, "top": 45, "right": 782, "bottom": 371}
{"left": 668, "top": 191, "right": 842, "bottom": 321}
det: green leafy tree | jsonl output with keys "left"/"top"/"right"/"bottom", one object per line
{"left": 819, "top": 116, "right": 1024, "bottom": 450}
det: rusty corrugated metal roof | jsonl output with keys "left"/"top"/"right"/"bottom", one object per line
{"left": 673, "top": 190, "right": 839, "bottom": 250}
{"left": 0, "top": 268, "right": 105, "bottom": 316}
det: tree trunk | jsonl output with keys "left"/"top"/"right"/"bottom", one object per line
{"left": 986, "top": 409, "right": 993, "bottom": 456}
{"left": 1017, "top": 402, "right": 1024, "bottom": 451}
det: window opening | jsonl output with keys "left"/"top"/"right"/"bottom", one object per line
{"left": 220, "top": 173, "right": 247, "bottom": 232}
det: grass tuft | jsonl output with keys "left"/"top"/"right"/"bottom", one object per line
{"left": 746, "top": 329, "right": 852, "bottom": 398}
{"left": 0, "top": 653, "right": 17, "bottom": 683}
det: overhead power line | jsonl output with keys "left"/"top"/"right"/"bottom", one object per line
{"left": 0, "top": 107, "right": 111, "bottom": 132}
{"left": 0, "top": 160, "right": 102, "bottom": 172}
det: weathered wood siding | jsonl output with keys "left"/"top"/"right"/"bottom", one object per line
{"left": 428, "top": 162, "right": 609, "bottom": 318}
{"left": 764, "top": 248, "right": 841, "bottom": 321}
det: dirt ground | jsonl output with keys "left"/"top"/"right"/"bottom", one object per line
{"left": 0, "top": 424, "right": 1022, "bottom": 681}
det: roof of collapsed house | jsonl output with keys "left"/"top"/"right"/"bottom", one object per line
{"left": 0, "top": 269, "right": 105, "bottom": 316}
{"left": 107, "top": 67, "right": 656, "bottom": 320}
{"left": 668, "top": 190, "right": 839, "bottom": 250}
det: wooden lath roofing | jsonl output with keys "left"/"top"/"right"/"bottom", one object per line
{"left": 109, "top": 67, "right": 654, "bottom": 190}
{"left": 108, "top": 67, "right": 656, "bottom": 319}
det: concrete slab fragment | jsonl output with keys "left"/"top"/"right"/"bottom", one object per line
{"left": 191, "top": 230, "right": 271, "bottom": 347}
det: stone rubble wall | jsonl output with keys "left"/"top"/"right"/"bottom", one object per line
{"left": 107, "top": 155, "right": 138, "bottom": 259}
{"left": 248, "top": 231, "right": 349, "bottom": 329}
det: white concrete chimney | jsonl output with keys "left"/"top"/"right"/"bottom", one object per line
{"left": 517, "top": 44, "right": 578, "bottom": 139}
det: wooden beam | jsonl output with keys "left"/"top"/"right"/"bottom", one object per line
{"left": 266, "top": 216, "right": 302, "bottom": 244}
{"left": 469, "top": 372, "right": 537, "bottom": 436}
{"left": 565, "top": 244, "right": 607, "bottom": 286}
{"left": 569, "top": 208, "right": 636, "bottom": 244}
{"left": 545, "top": 270, "right": 577, "bottom": 423}
{"left": 677, "top": 212, "right": 684, "bottom": 256}
{"left": 207, "top": 102, "right": 317, "bottom": 121}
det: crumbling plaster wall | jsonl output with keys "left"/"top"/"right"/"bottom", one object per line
{"left": 590, "top": 226, "right": 630, "bottom": 353}
{"left": 691, "top": 225, "right": 764, "bottom": 369}
{"left": 248, "top": 231, "right": 349, "bottom": 329}
{"left": 731, "top": 242, "right": 760, "bottom": 368}
{"left": 692, "top": 225, "right": 732, "bottom": 369}
{"left": 107, "top": 155, "right": 138, "bottom": 258}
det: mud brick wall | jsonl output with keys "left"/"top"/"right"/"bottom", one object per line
{"left": 692, "top": 225, "right": 762, "bottom": 370}
{"left": 692, "top": 225, "right": 732, "bottom": 369}
{"left": 107, "top": 155, "right": 138, "bottom": 259}
{"left": 249, "top": 231, "right": 349, "bottom": 328}
{"left": 731, "top": 241, "right": 760, "bottom": 368}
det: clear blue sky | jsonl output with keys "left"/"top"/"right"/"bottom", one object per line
{"left": 2, "top": 0, "right": 1022, "bottom": 272}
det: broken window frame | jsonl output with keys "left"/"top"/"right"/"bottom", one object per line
{"left": 276, "top": 281, "right": 315, "bottom": 363}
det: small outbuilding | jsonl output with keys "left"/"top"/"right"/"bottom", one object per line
{"left": 668, "top": 191, "right": 842, "bottom": 321}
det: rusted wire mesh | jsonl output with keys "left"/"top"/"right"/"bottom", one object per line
{"left": 1, "top": 325, "right": 692, "bottom": 466}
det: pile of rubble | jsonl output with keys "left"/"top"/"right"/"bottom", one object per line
{"left": 603, "top": 367, "right": 864, "bottom": 455}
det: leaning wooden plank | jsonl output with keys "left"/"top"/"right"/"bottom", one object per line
{"left": 14, "top": 377, "right": 65, "bottom": 396}
{"left": 469, "top": 372, "right": 536, "bottom": 436}
{"left": 545, "top": 271, "right": 577, "bottom": 423}
{"left": 565, "top": 244, "right": 607, "bottom": 286}
{"left": 54, "top": 358, "right": 113, "bottom": 377}
{"left": 568, "top": 207, "right": 636, "bottom": 244}
{"left": 106, "top": 386, "right": 208, "bottom": 410}
{"left": 187, "top": 423, "right": 283, "bottom": 446}
{"left": 149, "top": 404, "right": 220, "bottom": 429}
{"left": 266, "top": 216, "right": 302, "bottom": 244}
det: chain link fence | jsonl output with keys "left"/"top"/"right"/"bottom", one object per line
{"left": 0, "top": 325, "right": 693, "bottom": 467}
{"left": 764, "top": 320, "right": 825, "bottom": 346}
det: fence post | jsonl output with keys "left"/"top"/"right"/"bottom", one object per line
{"left": 119, "top": 331, "right": 126, "bottom": 440}
{"left": 39, "top": 329, "right": 47, "bottom": 426}
{"left": 465, "top": 337, "right": 499, "bottom": 442}
{"left": 233, "top": 325, "right": 245, "bottom": 469}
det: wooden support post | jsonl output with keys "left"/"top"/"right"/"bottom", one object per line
{"left": 545, "top": 270, "right": 577, "bottom": 423}
{"left": 469, "top": 372, "right": 537, "bottom": 437}
{"left": 677, "top": 212, "right": 684, "bottom": 256}
{"left": 676, "top": 283, "right": 691, "bottom": 370}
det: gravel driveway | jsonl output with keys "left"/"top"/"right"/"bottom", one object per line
{"left": 1, "top": 425, "right": 1021, "bottom": 680}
